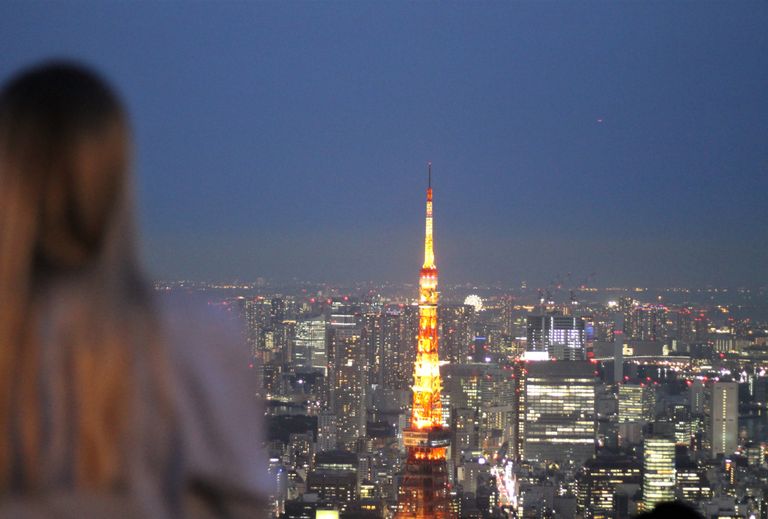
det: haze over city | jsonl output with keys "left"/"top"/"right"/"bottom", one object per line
{"left": 2, "top": 2, "right": 767, "bottom": 286}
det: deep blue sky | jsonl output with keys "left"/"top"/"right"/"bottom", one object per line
{"left": 2, "top": 2, "right": 767, "bottom": 287}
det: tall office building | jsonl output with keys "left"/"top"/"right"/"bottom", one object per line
{"left": 439, "top": 304, "right": 475, "bottom": 365}
{"left": 270, "top": 297, "right": 287, "bottom": 324}
{"left": 294, "top": 316, "right": 327, "bottom": 372}
{"left": 397, "top": 165, "right": 453, "bottom": 518}
{"left": 329, "top": 309, "right": 366, "bottom": 450}
{"left": 711, "top": 381, "right": 738, "bottom": 457}
{"left": 243, "top": 297, "right": 272, "bottom": 358}
{"left": 521, "top": 361, "right": 597, "bottom": 467}
{"left": 613, "top": 312, "right": 625, "bottom": 383}
{"left": 526, "top": 314, "right": 586, "bottom": 360}
{"left": 626, "top": 305, "right": 668, "bottom": 341}
{"left": 693, "top": 312, "right": 709, "bottom": 342}
{"left": 362, "top": 312, "right": 382, "bottom": 387}
{"left": 618, "top": 384, "right": 655, "bottom": 424}
{"left": 674, "top": 308, "right": 697, "bottom": 343}
{"left": 317, "top": 410, "right": 338, "bottom": 452}
{"left": 642, "top": 436, "right": 675, "bottom": 510}
{"left": 675, "top": 461, "right": 713, "bottom": 502}
{"left": 575, "top": 456, "right": 641, "bottom": 519}
{"left": 443, "top": 363, "right": 515, "bottom": 456}
{"left": 306, "top": 451, "right": 359, "bottom": 512}
{"left": 380, "top": 306, "right": 419, "bottom": 392}
{"left": 670, "top": 404, "right": 693, "bottom": 446}
{"left": 500, "top": 295, "right": 515, "bottom": 337}
{"left": 690, "top": 378, "right": 708, "bottom": 416}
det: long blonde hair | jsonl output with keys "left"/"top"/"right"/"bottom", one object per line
{"left": 0, "top": 62, "right": 173, "bottom": 495}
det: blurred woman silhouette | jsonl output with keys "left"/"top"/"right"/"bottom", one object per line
{"left": 0, "top": 62, "right": 268, "bottom": 517}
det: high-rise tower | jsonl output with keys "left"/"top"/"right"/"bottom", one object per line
{"left": 397, "top": 164, "right": 454, "bottom": 518}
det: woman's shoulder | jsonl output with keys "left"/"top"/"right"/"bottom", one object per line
{"left": 155, "top": 291, "right": 256, "bottom": 429}
{"left": 157, "top": 293, "right": 254, "bottom": 407}
{"left": 155, "top": 293, "right": 270, "bottom": 503}
{"left": 158, "top": 293, "right": 244, "bottom": 356}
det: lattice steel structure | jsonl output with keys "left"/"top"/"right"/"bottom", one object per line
{"left": 397, "top": 164, "right": 454, "bottom": 518}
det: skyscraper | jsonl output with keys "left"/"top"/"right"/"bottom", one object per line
{"left": 439, "top": 304, "right": 475, "bottom": 365}
{"left": 626, "top": 304, "right": 668, "bottom": 342}
{"left": 294, "top": 316, "right": 327, "bottom": 372}
{"left": 711, "top": 381, "right": 738, "bottom": 457}
{"left": 443, "top": 363, "right": 515, "bottom": 457}
{"left": 575, "top": 456, "right": 641, "bottom": 519}
{"left": 362, "top": 312, "right": 382, "bottom": 387}
{"left": 380, "top": 305, "right": 419, "bottom": 392}
{"left": 618, "top": 383, "right": 655, "bottom": 424}
{"left": 397, "top": 165, "right": 453, "bottom": 518}
{"left": 642, "top": 436, "right": 675, "bottom": 510}
{"left": 521, "top": 360, "right": 597, "bottom": 467}
{"left": 526, "top": 314, "right": 586, "bottom": 361}
{"left": 317, "top": 410, "right": 338, "bottom": 453}
{"left": 243, "top": 297, "right": 272, "bottom": 359}
{"left": 329, "top": 310, "right": 366, "bottom": 450}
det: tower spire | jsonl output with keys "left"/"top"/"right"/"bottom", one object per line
{"left": 423, "top": 163, "right": 435, "bottom": 269}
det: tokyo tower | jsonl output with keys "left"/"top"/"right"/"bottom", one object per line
{"left": 396, "top": 163, "right": 454, "bottom": 518}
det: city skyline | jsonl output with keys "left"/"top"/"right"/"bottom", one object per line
{"left": 228, "top": 163, "right": 767, "bottom": 517}
{"left": 1, "top": 3, "right": 767, "bottom": 287}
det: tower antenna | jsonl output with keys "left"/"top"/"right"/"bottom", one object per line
{"left": 428, "top": 161, "right": 432, "bottom": 188}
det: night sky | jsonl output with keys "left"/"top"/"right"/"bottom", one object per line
{"left": 2, "top": 2, "right": 767, "bottom": 287}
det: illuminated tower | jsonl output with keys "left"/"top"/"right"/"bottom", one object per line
{"left": 397, "top": 164, "right": 454, "bottom": 518}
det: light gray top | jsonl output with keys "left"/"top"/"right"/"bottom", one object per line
{"left": 0, "top": 289, "right": 270, "bottom": 518}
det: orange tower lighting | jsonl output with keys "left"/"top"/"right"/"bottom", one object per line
{"left": 396, "top": 163, "right": 454, "bottom": 518}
